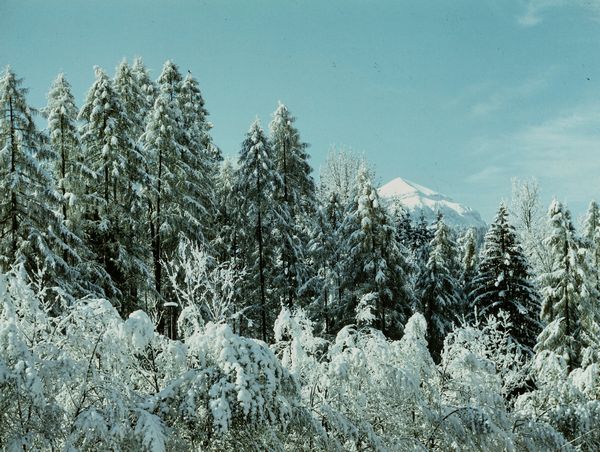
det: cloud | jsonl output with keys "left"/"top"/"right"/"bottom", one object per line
{"left": 517, "top": 0, "right": 600, "bottom": 27}
{"left": 467, "top": 103, "right": 600, "bottom": 205}
{"left": 469, "top": 74, "right": 550, "bottom": 117}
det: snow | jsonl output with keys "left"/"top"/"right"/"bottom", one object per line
{"left": 378, "top": 176, "right": 487, "bottom": 230}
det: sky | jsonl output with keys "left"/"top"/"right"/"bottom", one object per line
{"left": 1, "top": 0, "right": 600, "bottom": 221}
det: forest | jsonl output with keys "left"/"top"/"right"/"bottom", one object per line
{"left": 1, "top": 58, "right": 600, "bottom": 451}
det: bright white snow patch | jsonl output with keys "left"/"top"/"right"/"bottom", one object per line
{"left": 378, "top": 176, "right": 487, "bottom": 230}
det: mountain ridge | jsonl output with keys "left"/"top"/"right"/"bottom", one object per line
{"left": 378, "top": 177, "right": 487, "bottom": 230}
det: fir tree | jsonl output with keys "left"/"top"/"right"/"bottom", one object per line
{"left": 583, "top": 200, "right": 600, "bottom": 294}
{"left": 0, "top": 67, "right": 80, "bottom": 299}
{"left": 113, "top": 59, "right": 150, "bottom": 140}
{"left": 269, "top": 103, "right": 316, "bottom": 307}
{"left": 415, "top": 215, "right": 462, "bottom": 361}
{"left": 469, "top": 203, "right": 541, "bottom": 353}
{"left": 78, "top": 66, "right": 150, "bottom": 314}
{"left": 339, "top": 167, "right": 411, "bottom": 337}
{"left": 536, "top": 200, "right": 600, "bottom": 370}
{"left": 459, "top": 227, "right": 478, "bottom": 297}
{"left": 236, "top": 120, "right": 279, "bottom": 341}
{"left": 43, "top": 73, "right": 114, "bottom": 300}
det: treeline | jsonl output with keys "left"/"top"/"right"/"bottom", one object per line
{"left": 2, "top": 60, "right": 600, "bottom": 450}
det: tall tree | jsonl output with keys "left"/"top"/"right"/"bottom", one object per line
{"left": 44, "top": 73, "right": 114, "bottom": 300}
{"left": 536, "top": 200, "right": 600, "bottom": 370}
{"left": 269, "top": 103, "right": 316, "bottom": 307}
{"left": 78, "top": 66, "right": 149, "bottom": 314}
{"left": 415, "top": 215, "right": 462, "bottom": 361}
{"left": 469, "top": 203, "right": 541, "bottom": 353}
{"left": 0, "top": 67, "right": 80, "bottom": 299}
{"left": 339, "top": 167, "right": 412, "bottom": 337}
{"left": 583, "top": 200, "right": 600, "bottom": 294}
{"left": 459, "top": 227, "right": 478, "bottom": 297}
{"left": 236, "top": 120, "right": 279, "bottom": 342}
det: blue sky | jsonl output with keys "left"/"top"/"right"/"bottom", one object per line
{"left": 1, "top": 0, "right": 600, "bottom": 221}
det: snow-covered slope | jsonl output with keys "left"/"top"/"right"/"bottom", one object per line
{"left": 378, "top": 177, "right": 486, "bottom": 230}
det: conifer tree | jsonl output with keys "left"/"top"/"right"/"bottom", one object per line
{"left": 131, "top": 57, "right": 157, "bottom": 116}
{"left": 236, "top": 120, "right": 279, "bottom": 341}
{"left": 0, "top": 67, "right": 81, "bottom": 298}
{"left": 415, "top": 216, "right": 462, "bottom": 361}
{"left": 269, "top": 103, "right": 316, "bottom": 307}
{"left": 44, "top": 73, "right": 114, "bottom": 300}
{"left": 339, "top": 167, "right": 411, "bottom": 337}
{"left": 583, "top": 200, "right": 600, "bottom": 294}
{"left": 469, "top": 203, "right": 541, "bottom": 352}
{"left": 113, "top": 59, "right": 150, "bottom": 140}
{"left": 78, "top": 66, "right": 149, "bottom": 314}
{"left": 459, "top": 228, "right": 478, "bottom": 295}
{"left": 536, "top": 200, "right": 600, "bottom": 370}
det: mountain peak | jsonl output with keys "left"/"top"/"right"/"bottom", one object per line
{"left": 378, "top": 177, "right": 486, "bottom": 230}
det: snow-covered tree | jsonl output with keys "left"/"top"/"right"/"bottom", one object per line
{"left": 459, "top": 227, "right": 478, "bottom": 295}
{"left": 0, "top": 67, "right": 85, "bottom": 301}
{"left": 339, "top": 167, "right": 411, "bottom": 337}
{"left": 536, "top": 200, "right": 600, "bottom": 370}
{"left": 415, "top": 215, "right": 462, "bottom": 361}
{"left": 469, "top": 203, "right": 541, "bottom": 353}
{"left": 583, "top": 200, "right": 600, "bottom": 294}
{"left": 78, "top": 66, "right": 150, "bottom": 313}
{"left": 269, "top": 103, "right": 315, "bottom": 307}
{"left": 236, "top": 120, "right": 279, "bottom": 342}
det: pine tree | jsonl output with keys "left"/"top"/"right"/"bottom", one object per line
{"left": 459, "top": 227, "right": 478, "bottom": 296}
{"left": 339, "top": 167, "right": 411, "bottom": 337}
{"left": 177, "top": 70, "right": 215, "bottom": 244}
{"left": 269, "top": 103, "right": 316, "bottom": 307}
{"left": 583, "top": 200, "right": 600, "bottom": 294}
{"left": 415, "top": 215, "right": 462, "bottom": 361}
{"left": 536, "top": 200, "right": 600, "bottom": 370}
{"left": 43, "top": 73, "right": 114, "bottom": 300}
{"left": 236, "top": 120, "right": 279, "bottom": 342}
{"left": 113, "top": 59, "right": 150, "bottom": 140}
{"left": 78, "top": 66, "right": 150, "bottom": 314}
{"left": 131, "top": 57, "right": 157, "bottom": 116}
{"left": 0, "top": 67, "right": 80, "bottom": 298}
{"left": 469, "top": 203, "right": 541, "bottom": 353}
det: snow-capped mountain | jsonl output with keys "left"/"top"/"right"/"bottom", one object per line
{"left": 378, "top": 177, "right": 487, "bottom": 230}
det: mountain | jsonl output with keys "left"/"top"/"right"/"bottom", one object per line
{"left": 378, "top": 177, "right": 487, "bottom": 230}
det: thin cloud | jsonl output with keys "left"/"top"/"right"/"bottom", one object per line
{"left": 468, "top": 103, "right": 600, "bottom": 202}
{"left": 470, "top": 75, "right": 550, "bottom": 117}
{"left": 517, "top": 0, "right": 600, "bottom": 27}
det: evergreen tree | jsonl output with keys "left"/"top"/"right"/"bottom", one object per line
{"left": 43, "top": 73, "right": 114, "bottom": 300}
{"left": 178, "top": 70, "right": 215, "bottom": 244}
{"left": 131, "top": 57, "right": 157, "bottom": 116}
{"left": 339, "top": 167, "right": 411, "bottom": 337}
{"left": 415, "top": 215, "right": 462, "bottom": 361}
{"left": 269, "top": 103, "right": 316, "bottom": 307}
{"left": 459, "top": 227, "right": 478, "bottom": 296}
{"left": 78, "top": 66, "right": 150, "bottom": 314}
{"left": 536, "top": 200, "right": 600, "bottom": 370}
{"left": 583, "top": 200, "right": 600, "bottom": 294}
{"left": 0, "top": 67, "right": 80, "bottom": 298}
{"left": 469, "top": 203, "right": 541, "bottom": 353}
{"left": 113, "top": 59, "right": 150, "bottom": 140}
{"left": 236, "top": 120, "right": 279, "bottom": 342}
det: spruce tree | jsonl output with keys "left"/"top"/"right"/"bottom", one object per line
{"left": 0, "top": 67, "right": 80, "bottom": 299}
{"left": 236, "top": 120, "right": 279, "bottom": 341}
{"left": 78, "top": 66, "right": 149, "bottom": 314}
{"left": 269, "top": 103, "right": 316, "bottom": 307}
{"left": 459, "top": 227, "right": 478, "bottom": 296}
{"left": 583, "top": 200, "right": 600, "bottom": 294}
{"left": 44, "top": 73, "right": 114, "bottom": 300}
{"left": 469, "top": 203, "right": 541, "bottom": 353}
{"left": 415, "top": 215, "right": 462, "bottom": 361}
{"left": 536, "top": 200, "right": 599, "bottom": 370}
{"left": 113, "top": 59, "right": 150, "bottom": 140}
{"left": 339, "top": 167, "right": 411, "bottom": 337}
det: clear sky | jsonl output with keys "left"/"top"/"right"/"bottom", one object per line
{"left": 1, "top": 0, "right": 600, "bottom": 221}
